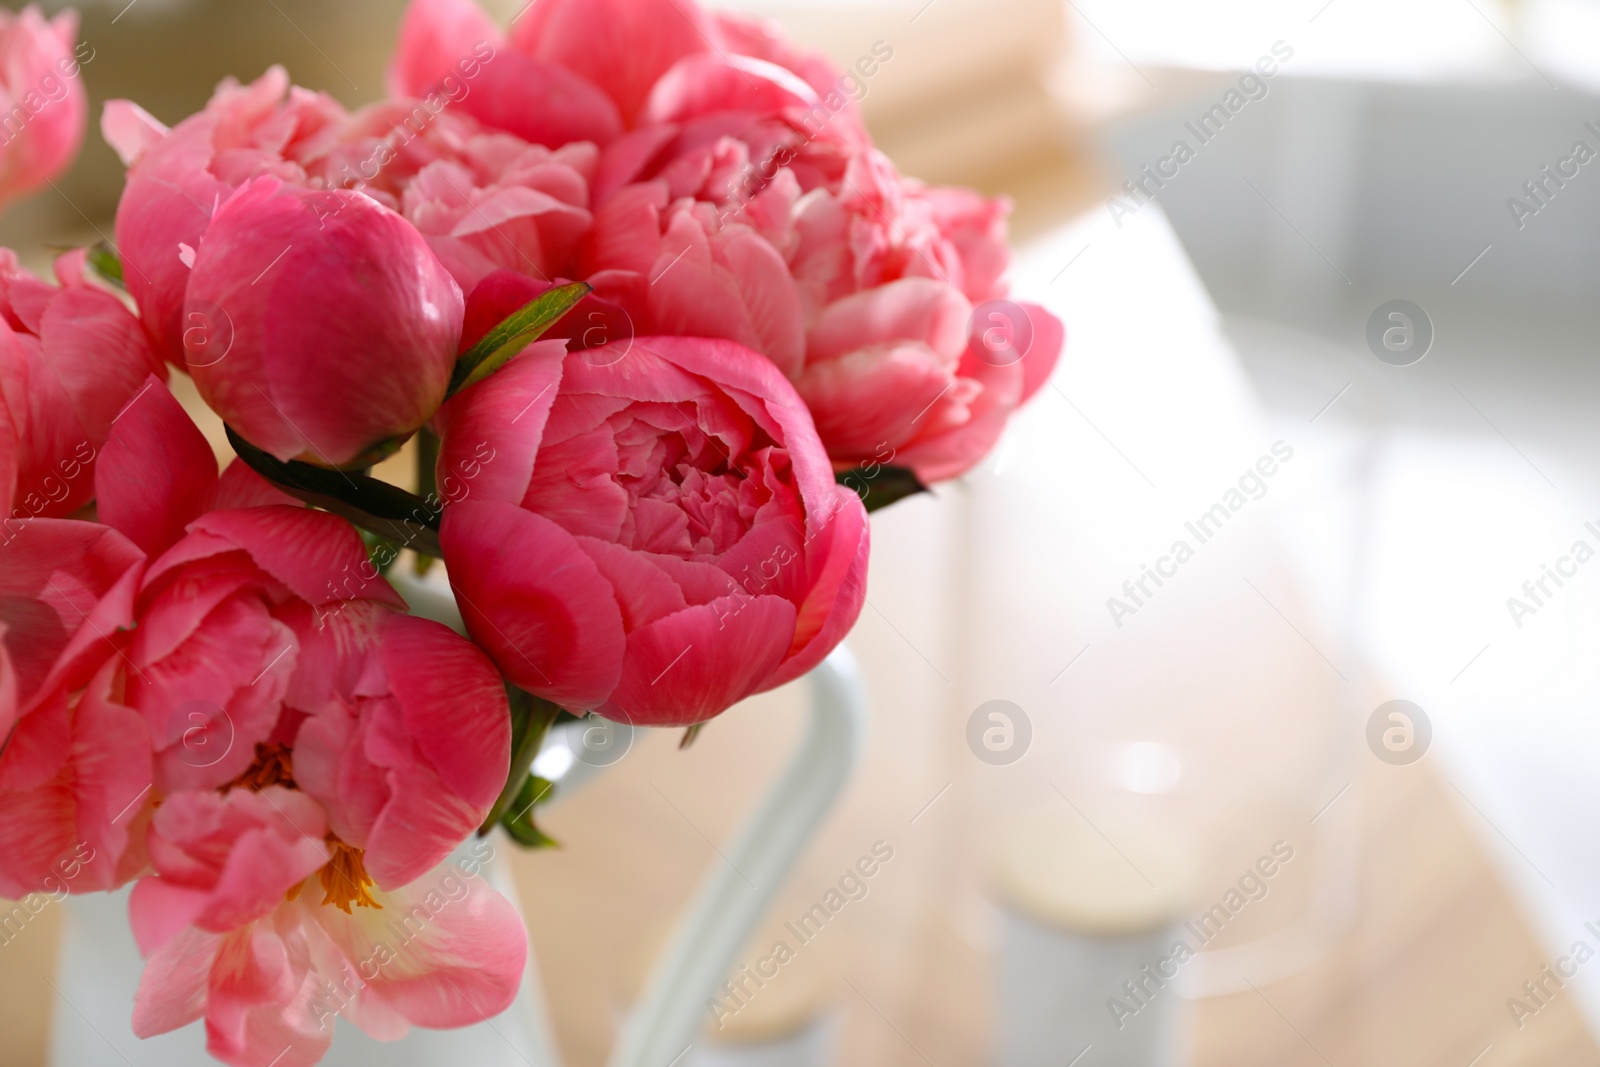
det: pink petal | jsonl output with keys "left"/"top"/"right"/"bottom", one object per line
{"left": 435, "top": 338, "right": 567, "bottom": 507}
{"left": 387, "top": 0, "right": 503, "bottom": 99}
{"left": 213, "top": 459, "right": 302, "bottom": 510}
{"left": 458, "top": 50, "right": 624, "bottom": 149}
{"left": 794, "top": 341, "right": 955, "bottom": 459}
{"left": 204, "top": 923, "right": 330, "bottom": 1067}
{"left": 185, "top": 507, "right": 405, "bottom": 611}
{"left": 0, "top": 518, "right": 144, "bottom": 718}
{"left": 510, "top": 0, "right": 717, "bottom": 125}
{"left": 575, "top": 536, "right": 689, "bottom": 631}
{"left": 101, "top": 99, "right": 169, "bottom": 167}
{"left": 38, "top": 282, "right": 165, "bottom": 442}
{"left": 579, "top": 179, "right": 666, "bottom": 275}
{"left": 133, "top": 925, "right": 218, "bottom": 1035}
{"left": 305, "top": 865, "right": 528, "bottom": 1029}
{"left": 592, "top": 127, "right": 678, "bottom": 205}
{"left": 644, "top": 53, "right": 819, "bottom": 125}
{"left": 441, "top": 499, "right": 625, "bottom": 709}
{"left": 95, "top": 376, "right": 218, "bottom": 559}
{"left": 807, "top": 277, "right": 973, "bottom": 365}
{"left": 765, "top": 486, "right": 868, "bottom": 687}
{"left": 602, "top": 594, "right": 796, "bottom": 727}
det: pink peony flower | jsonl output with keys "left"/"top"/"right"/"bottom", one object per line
{"left": 436, "top": 334, "right": 868, "bottom": 726}
{"left": 390, "top": 0, "right": 1064, "bottom": 483}
{"left": 125, "top": 610, "right": 523, "bottom": 1067}
{"left": 82, "top": 380, "right": 523, "bottom": 1066}
{"left": 0, "top": 5, "right": 88, "bottom": 209}
{"left": 0, "top": 248, "right": 165, "bottom": 523}
{"left": 181, "top": 175, "right": 464, "bottom": 467}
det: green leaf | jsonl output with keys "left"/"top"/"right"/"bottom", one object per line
{"left": 501, "top": 775, "right": 559, "bottom": 849}
{"left": 479, "top": 688, "right": 561, "bottom": 838}
{"left": 227, "top": 427, "right": 444, "bottom": 556}
{"left": 450, "top": 282, "right": 592, "bottom": 396}
{"left": 87, "top": 242, "right": 125, "bottom": 288}
{"left": 835, "top": 464, "right": 929, "bottom": 513}
{"left": 679, "top": 723, "right": 705, "bottom": 750}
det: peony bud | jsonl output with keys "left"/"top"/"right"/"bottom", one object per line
{"left": 184, "top": 176, "right": 464, "bottom": 468}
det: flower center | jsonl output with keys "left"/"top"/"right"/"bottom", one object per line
{"left": 228, "top": 742, "right": 296, "bottom": 792}
{"left": 306, "top": 836, "right": 382, "bottom": 914}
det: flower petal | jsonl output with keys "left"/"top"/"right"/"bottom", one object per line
{"left": 95, "top": 375, "right": 218, "bottom": 559}
{"left": 602, "top": 594, "right": 796, "bottom": 727}
{"left": 441, "top": 499, "right": 625, "bottom": 709}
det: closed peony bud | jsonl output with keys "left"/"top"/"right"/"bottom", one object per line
{"left": 184, "top": 176, "right": 464, "bottom": 468}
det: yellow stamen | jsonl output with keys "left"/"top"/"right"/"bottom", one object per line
{"left": 317, "top": 837, "right": 382, "bottom": 914}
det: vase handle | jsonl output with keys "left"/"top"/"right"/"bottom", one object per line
{"left": 606, "top": 646, "right": 870, "bottom": 1067}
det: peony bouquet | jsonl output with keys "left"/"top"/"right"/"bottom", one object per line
{"left": 0, "top": 0, "right": 1061, "bottom": 1063}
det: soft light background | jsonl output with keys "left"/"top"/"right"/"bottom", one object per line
{"left": 5, "top": 1, "right": 1600, "bottom": 1065}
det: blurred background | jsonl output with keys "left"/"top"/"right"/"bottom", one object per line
{"left": 6, "top": 0, "right": 1600, "bottom": 1064}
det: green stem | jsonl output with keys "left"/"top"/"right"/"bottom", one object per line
{"left": 479, "top": 688, "right": 560, "bottom": 836}
{"left": 413, "top": 429, "right": 440, "bottom": 576}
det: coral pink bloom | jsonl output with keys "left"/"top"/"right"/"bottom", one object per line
{"left": 95, "top": 380, "right": 520, "bottom": 1066}
{"left": 90, "top": 378, "right": 404, "bottom": 794}
{"left": 0, "top": 5, "right": 88, "bottom": 209}
{"left": 0, "top": 516, "right": 151, "bottom": 899}
{"left": 104, "top": 67, "right": 348, "bottom": 366}
{"left": 437, "top": 334, "right": 868, "bottom": 725}
{"left": 123, "top": 607, "right": 520, "bottom": 1067}
{"left": 374, "top": 120, "right": 595, "bottom": 292}
{"left": 0, "top": 248, "right": 165, "bottom": 520}
{"left": 132, "top": 852, "right": 526, "bottom": 1067}
{"left": 391, "top": 0, "right": 1063, "bottom": 482}
{"left": 183, "top": 176, "right": 464, "bottom": 467}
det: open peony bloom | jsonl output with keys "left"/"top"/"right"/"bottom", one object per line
{"left": 0, "top": 248, "right": 165, "bottom": 522}
{"left": 389, "top": 0, "right": 1064, "bottom": 482}
{"left": 74, "top": 380, "right": 525, "bottom": 1066}
{"left": 132, "top": 850, "right": 525, "bottom": 1067}
{"left": 126, "top": 608, "right": 525, "bottom": 1067}
{"left": 0, "top": 5, "right": 88, "bottom": 210}
{"left": 436, "top": 333, "right": 868, "bottom": 726}
{"left": 182, "top": 176, "right": 464, "bottom": 467}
